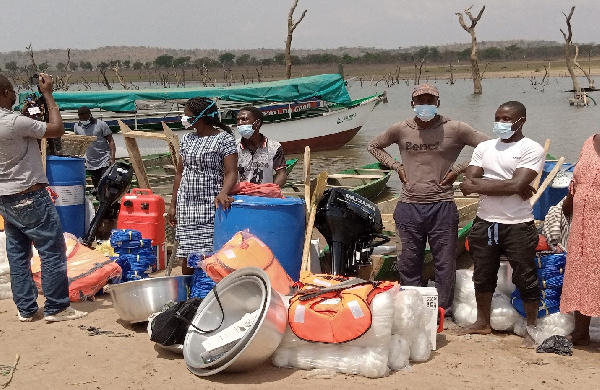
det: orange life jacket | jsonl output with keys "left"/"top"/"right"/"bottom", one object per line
{"left": 288, "top": 274, "right": 396, "bottom": 343}
{"left": 31, "top": 234, "right": 122, "bottom": 301}
{"left": 202, "top": 230, "right": 294, "bottom": 295}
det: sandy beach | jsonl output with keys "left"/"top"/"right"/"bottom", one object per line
{"left": 1, "top": 284, "right": 600, "bottom": 390}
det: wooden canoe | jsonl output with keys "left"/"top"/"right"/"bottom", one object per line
{"left": 283, "top": 161, "right": 392, "bottom": 201}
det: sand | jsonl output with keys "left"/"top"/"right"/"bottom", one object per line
{"left": 1, "top": 289, "right": 600, "bottom": 390}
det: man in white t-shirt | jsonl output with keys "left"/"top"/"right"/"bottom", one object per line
{"left": 458, "top": 101, "right": 545, "bottom": 347}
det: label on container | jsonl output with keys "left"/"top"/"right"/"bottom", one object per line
{"left": 201, "top": 310, "right": 259, "bottom": 352}
{"left": 50, "top": 185, "right": 84, "bottom": 206}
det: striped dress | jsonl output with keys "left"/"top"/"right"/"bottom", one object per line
{"left": 175, "top": 131, "right": 237, "bottom": 258}
{"left": 560, "top": 135, "right": 600, "bottom": 316}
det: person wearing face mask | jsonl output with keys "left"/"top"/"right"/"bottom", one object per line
{"left": 168, "top": 97, "right": 238, "bottom": 275}
{"left": 73, "top": 106, "right": 116, "bottom": 192}
{"left": 459, "top": 101, "right": 545, "bottom": 347}
{"left": 0, "top": 73, "right": 88, "bottom": 322}
{"left": 235, "top": 106, "right": 287, "bottom": 187}
{"left": 368, "top": 83, "right": 489, "bottom": 316}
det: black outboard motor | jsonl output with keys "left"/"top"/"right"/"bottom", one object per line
{"left": 314, "top": 188, "right": 389, "bottom": 276}
{"left": 82, "top": 162, "right": 134, "bottom": 246}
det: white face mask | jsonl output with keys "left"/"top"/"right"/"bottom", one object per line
{"left": 181, "top": 115, "right": 193, "bottom": 129}
{"left": 237, "top": 124, "right": 255, "bottom": 139}
{"left": 80, "top": 120, "right": 91, "bottom": 126}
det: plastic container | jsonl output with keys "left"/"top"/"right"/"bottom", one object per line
{"left": 214, "top": 195, "right": 305, "bottom": 281}
{"left": 46, "top": 156, "right": 86, "bottom": 238}
{"left": 532, "top": 161, "right": 575, "bottom": 220}
{"left": 117, "top": 189, "right": 166, "bottom": 270}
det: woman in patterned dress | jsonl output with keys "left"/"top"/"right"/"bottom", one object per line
{"left": 560, "top": 133, "right": 600, "bottom": 345}
{"left": 167, "top": 98, "right": 238, "bottom": 275}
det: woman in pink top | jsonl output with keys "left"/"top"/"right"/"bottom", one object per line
{"left": 560, "top": 134, "right": 600, "bottom": 345}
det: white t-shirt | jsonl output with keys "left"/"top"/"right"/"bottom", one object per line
{"left": 469, "top": 137, "right": 545, "bottom": 224}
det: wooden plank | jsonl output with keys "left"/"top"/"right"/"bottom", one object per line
{"left": 531, "top": 156, "right": 565, "bottom": 206}
{"left": 161, "top": 121, "right": 180, "bottom": 167}
{"left": 532, "top": 139, "right": 551, "bottom": 190}
{"left": 304, "top": 146, "right": 311, "bottom": 216}
{"left": 328, "top": 173, "right": 383, "bottom": 179}
{"left": 118, "top": 120, "right": 151, "bottom": 189}
{"left": 301, "top": 171, "right": 328, "bottom": 273}
{"left": 122, "top": 129, "right": 170, "bottom": 140}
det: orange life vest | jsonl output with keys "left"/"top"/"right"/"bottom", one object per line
{"left": 202, "top": 230, "right": 294, "bottom": 295}
{"left": 288, "top": 274, "right": 396, "bottom": 343}
{"left": 31, "top": 234, "right": 122, "bottom": 301}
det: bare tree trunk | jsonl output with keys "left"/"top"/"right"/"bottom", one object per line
{"left": 573, "top": 45, "right": 595, "bottom": 89}
{"left": 285, "top": 0, "right": 307, "bottom": 79}
{"left": 561, "top": 6, "right": 581, "bottom": 94}
{"left": 456, "top": 6, "right": 485, "bottom": 95}
{"left": 99, "top": 69, "right": 113, "bottom": 90}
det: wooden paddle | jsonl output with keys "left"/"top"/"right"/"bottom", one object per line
{"left": 303, "top": 146, "right": 311, "bottom": 215}
{"left": 532, "top": 139, "right": 551, "bottom": 190}
{"left": 301, "top": 171, "right": 328, "bottom": 273}
{"left": 530, "top": 156, "right": 565, "bottom": 206}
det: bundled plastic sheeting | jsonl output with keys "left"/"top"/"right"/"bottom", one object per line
{"left": 187, "top": 254, "right": 216, "bottom": 299}
{"left": 0, "top": 232, "right": 11, "bottom": 300}
{"left": 536, "top": 264, "right": 565, "bottom": 280}
{"left": 109, "top": 229, "right": 143, "bottom": 246}
{"left": 535, "top": 253, "right": 566, "bottom": 269}
{"left": 490, "top": 292, "right": 520, "bottom": 331}
{"left": 454, "top": 269, "right": 476, "bottom": 304}
{"left": 392, "top": 289, "right": 429, "bottom": 335}
{"left": 408, "top": 331, "right": 432, "bottom": 362}
{"left": 539, "top": 274, "right": 564, "bottom": 290}
{"left": 513, "top": 312, "right": 575, "bottom": 341}
{"left": 454, "top": 302, "right": 477, "bottom": 328}
{"left": 388, "top": 334, "right": 411, "bottom": 370}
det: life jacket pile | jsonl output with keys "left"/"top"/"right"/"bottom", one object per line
{"left": 288, "top": 273, "right": 397, "bottom": 344}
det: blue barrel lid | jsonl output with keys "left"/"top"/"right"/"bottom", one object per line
{"left": 46, "top": 155, "right": 85, "bottom": 162}
{"left": 231, "top": 195, "right": 305, "bottom": 207}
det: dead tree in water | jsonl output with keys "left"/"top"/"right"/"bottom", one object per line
{"left": 456, "top": 5, "right": 485, "bottom": 95}
{"left": 561, "top": 6, "right": 581, "bottom": 96}
{"left": 285, "top": 0, "right": 307, "bottom": 79}
{"left": 573, "top": 45, "right": 594, "bottom": 89}
{"left": 560, "top": 6, "right": 594, "bottom": 105}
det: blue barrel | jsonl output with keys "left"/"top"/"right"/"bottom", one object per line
{"left": 214, "top": 195, "right": 306, "bottom": 281}
{"left": 532, "top": 161, "right": 575, "bottom": 220}
{"left": 45, "top": 156, "right": 86, "bottom": 238}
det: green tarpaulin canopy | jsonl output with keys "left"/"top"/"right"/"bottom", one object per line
{"left": 18, "top": 73, "right": 351, "bottom": 112}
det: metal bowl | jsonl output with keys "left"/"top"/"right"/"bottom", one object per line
{"left": 184, "top": 267, "right": 287, "bottom": 376}
{"left": 109, "top": 275, "right": 192, "bottom": 323}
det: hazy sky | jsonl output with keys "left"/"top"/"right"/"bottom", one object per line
{"left": 1, "top": 0, "right": 599, "bottom": 53}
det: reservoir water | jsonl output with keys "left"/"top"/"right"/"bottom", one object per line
{"left": 111, "top": 76, "right": 598, "bottom": 195}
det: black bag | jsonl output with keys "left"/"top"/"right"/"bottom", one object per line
{"left": 150, "top": 289, "right": 224, "bottom": 346}
{"left": 150, "top": 298, "right": 203, "bottom": 346}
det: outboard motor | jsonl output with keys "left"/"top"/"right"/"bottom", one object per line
{"left": 314, "top": 188, "right": 389, "bottom": 276}
{"left": 82, "top": 162, "right": 134, "bottom": 246}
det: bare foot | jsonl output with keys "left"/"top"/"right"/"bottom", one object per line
{"left": 521, "top": 333, "right": 536, "bottom": 349}
{"left": 457, "top": 321, "right": 492, "bottom": 335}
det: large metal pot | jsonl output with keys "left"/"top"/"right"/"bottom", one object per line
{"left": 109, "top": 275, "right": 192, "bottom": 323}
{"left": 184, "top": 267, "right": 287, "bottom": 376}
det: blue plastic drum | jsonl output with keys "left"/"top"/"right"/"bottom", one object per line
{"left": 214, "top": 195, "right": 306, "bottom": 281}
{"left": 45, "top": 156, "right": 86, "bottom": 238}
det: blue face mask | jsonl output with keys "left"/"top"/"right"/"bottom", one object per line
{"left": 493, "top": 118, "right": 522, "bottom": 140}
{"left": 413, "top": 105, "right": 437, "bottom": 122}
{"left": 237, "top": 124, "right": 255, "bottom": 139}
